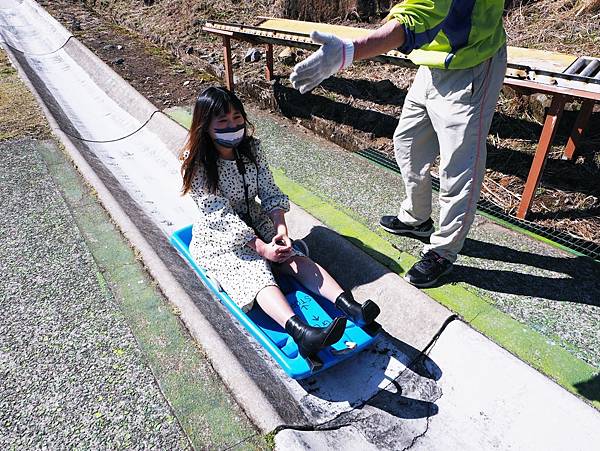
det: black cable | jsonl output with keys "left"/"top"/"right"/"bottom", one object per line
{"left": 1, "top": 35, "right": 74, "bottom": 56}
{"left": 1, "top": 32, "right": 167, "bottom": 144}
{"left": 58, "top": 110, "right": 165, "bottom": 143}
{"left": 217, "top": 311, "right": 450, "bottom": 450}
{"left": 269, "top": 314, "right": 459, "bottom": 436}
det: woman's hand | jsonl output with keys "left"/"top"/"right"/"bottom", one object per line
{"left": 255, "top": 238, "right": 292, "bottom": 263}
{"left": 272, "top": 231, "right": 293, "bottom": 261}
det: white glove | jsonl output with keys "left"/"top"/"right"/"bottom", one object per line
{"left": 290, "top": 30, "right": 354, "bottom": 94}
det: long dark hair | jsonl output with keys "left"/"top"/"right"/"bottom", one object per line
{"left": 180, "top": 87, "right": 256, "bottom": 195}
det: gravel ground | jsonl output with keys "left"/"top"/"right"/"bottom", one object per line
{"left": 0, "top": 139, "right": 189, "bottom": 449}
{"left": 248, "top": 107, "right": 600, "bottom": 370}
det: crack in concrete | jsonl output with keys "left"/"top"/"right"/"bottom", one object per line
{"left": 397, "top": 319, "right": 450, "bottom": 451}
{"left": 274, "top": 315, "right": 457, "bottom": 449}
{"left": 400, "top": 385, "right": 444, "bottom": 451}
{"left": 397, "top": 317, "right": 450, "bottom": 451}
{"left": 401, "top": 413, "right": 431, "bottom": 451}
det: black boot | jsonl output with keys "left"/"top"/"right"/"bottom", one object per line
{"left": 285, "top": 315, "right": 346, "bottom": 363}
{"left": 335, "top": 292, "right": 380, "bottom": 327}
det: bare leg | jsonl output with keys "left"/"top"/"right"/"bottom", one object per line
{"left": 277, "top": 256, "right": 344, "bottom": 304}
{"left": 255, "top": 285, "right": 295, "bottom": 328}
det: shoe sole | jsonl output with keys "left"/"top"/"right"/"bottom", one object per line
{"left": 299, "top": 317, "right": 347, "bottom": 360}
{"left": 359, "top": 300, "right": 381, "bottom": 327}
{"left": 321, "top": 317, "right": 346, "bottom": 347}
{"left": 380, "top": 224, "right": 434, "bottom": 237}
{"left": 404, "top": 265, "right": 453, "bottom": 288}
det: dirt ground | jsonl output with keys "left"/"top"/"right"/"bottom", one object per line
{"left": 38, "top": 0, "right": 600, "bottom": 245}
{"left": 0, "top": 52, "right": 51, "bottom": 141}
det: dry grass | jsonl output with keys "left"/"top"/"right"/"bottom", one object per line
{"left": 504, "top": 0, "right": 600, "bottom": 55}
{"left": 0, "top": 50, "right": 51, "bottom": 141}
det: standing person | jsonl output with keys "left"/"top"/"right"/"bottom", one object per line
{"left": 179, "top": 87, "right": 380, "bottom": 364}
{"left": 290, "top": 1, "right": 507, "bottom": 287}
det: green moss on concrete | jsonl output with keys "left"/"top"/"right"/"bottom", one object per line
{"left": 165, "top": 107, "right": 192, "bottom": 129}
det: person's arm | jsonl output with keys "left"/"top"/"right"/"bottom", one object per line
{"left": 352, "top": 19, "right": 406, "bottom": 61}
{"left": 290, "top": 0, "right": 450, "bottom": 93}
{"left": 289, "top": 21, "right": 405, "bottom": 94}
{"left": 269, "top": 208, "right": 289, "bottom": 241}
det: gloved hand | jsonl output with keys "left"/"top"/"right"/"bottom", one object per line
{"left": 290, "top": 30, "right": 354, "bottom": 94}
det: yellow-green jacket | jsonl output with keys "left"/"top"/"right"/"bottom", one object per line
{"left": 388, "top": 0, "right": 506, "bottom": 69}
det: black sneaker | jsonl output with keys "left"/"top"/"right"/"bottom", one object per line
{"left": 379, "top": 216, "right": 434, "bottom": 238}
{"left": 405, "top": 251, "right": 453, "bottom": 288}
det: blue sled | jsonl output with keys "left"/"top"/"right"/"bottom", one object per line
{"left": 170, "top": 225, "right": 380, "bottom": 379}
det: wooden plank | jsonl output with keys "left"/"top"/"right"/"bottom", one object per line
{"left": 222, "top": 36, "right": 234, "bottom": 91}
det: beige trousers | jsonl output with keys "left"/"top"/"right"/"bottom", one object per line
{"left": 393, "top": 45, "right": 507, "bottom": 262}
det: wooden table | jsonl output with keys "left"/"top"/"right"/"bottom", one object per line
{"left": 203, "top": 19, "right": 599, "bottom": 219}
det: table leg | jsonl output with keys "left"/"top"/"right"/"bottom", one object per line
{"left": 266, "top": 43, "right": 274, "bottom": 82}
{"left": 516, "top": 94, "right": 568, "bottom": 219}
{"left": 223, "top": 36, "right": 234, "bottom": 91}
{"left": 563, "top": 99, "right": 594, "bottom": 160}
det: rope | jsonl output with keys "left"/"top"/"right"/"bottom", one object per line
{"left": 58, "top": 110, "right": 166, "bottom": 144}
{"left": 1, "top": 35, "right": 75, "bottom": 56}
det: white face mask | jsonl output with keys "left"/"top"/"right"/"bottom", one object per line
{"left": 214, "top": 124, "right": 245, "bottom": 148}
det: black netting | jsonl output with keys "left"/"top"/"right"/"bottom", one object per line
{"left": 356, "top": 148, "right": 600, "bottom": 262}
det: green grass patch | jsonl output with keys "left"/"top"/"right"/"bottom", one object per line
{"left": 165, "top": 107, "right": 192, "bottom": 129}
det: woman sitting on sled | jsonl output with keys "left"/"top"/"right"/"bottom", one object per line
{"left": 179, "top": 87, "right": 380, "bottom": 362}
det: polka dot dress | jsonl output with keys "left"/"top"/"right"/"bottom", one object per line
{"left": 188, "top": 138, "right": 302, "bottom": 312}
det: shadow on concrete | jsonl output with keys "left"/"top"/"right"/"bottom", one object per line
{"left": 574, "top": 373, "right": 600, "bottom": 403}
{"left": 300, "top": 225, "right": 399, "bottom": 286}
{"left": 448, "top": 238, "right": 600, "bottom": 306}
{"left": 272, "top": 78, "right": 600, "bottom": 202}
{"left": 367, "top": 383, "right": 440, "bottom": 420}
{"left": 297, "top": 333, "right": 442, "bottom": 420}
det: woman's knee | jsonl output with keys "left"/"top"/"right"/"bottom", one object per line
{"left": 279, "top": 255, "right": 310, "bottom": 274}
{"left": 256, "top": 284, "right": 282, "bottom": 301}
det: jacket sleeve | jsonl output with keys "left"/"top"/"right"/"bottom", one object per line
{"left": 252, "top": 139, "right": 290, "bottom": 214}
{"left": 387, "top": 0, "right": 452, "bottom": 54}
{"left": 189, "top": 169, "right": 257, "bottom": 252}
